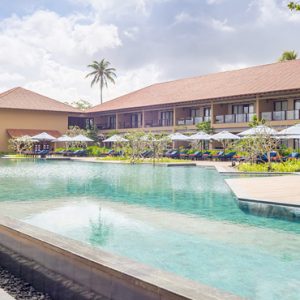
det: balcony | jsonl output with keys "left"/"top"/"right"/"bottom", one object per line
{"left": 261, "top": 110, "right": 300, "bottom": 121}
{"left": 119, "top": 122, "right": 143, "bottom": 129}
{"left": 215, "top": 113, "right": 255, "bottom": 124}
{"left": 145, "top": 119, "right": 173, "bottom": 127}
{"left": 177, "top": 116, "right": 211, "bottom": 126}
{"left": 96, "top": 124, "right": 116, "bottom": 130}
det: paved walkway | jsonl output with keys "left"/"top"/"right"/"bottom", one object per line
{"left": 72, "top": 157, "right": 239, "bottom": 172}
{"left": 226, "top": 175, "right": 300, "bottom": 207}
{"left": 0, "top": 289, "right": 15, "bottom": 300}
{"left": 195, "top": 160, "right": 238, "bottom": 173}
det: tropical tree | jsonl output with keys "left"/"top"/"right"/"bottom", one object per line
{"left": 196, "top": 121, "right": 214, "bottom": 134}
{"left": 288, "top": 1, "right": 300, "bottom": 11}
{"left": 8, "top": 136, "right": 34, "bottom": 154}
{"left": 70, "top": 99, "right": 92, "bottom": 110}
{"left": 86, "top": 59, "right": 117, "bottom": 104}
{"left": 248, "top": 115, "right": 265, "bottom": 128}
{"left": 278, "top": 50, "right": 298, "bottom": 62}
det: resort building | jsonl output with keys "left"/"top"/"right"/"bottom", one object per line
{"left": 87, "top": 60, "right": 300, "bottom": 137}
{"left": 0, "top": 87, "right": 89, "bottom": 152}
{"left": 1, "top": 60, "right": 300, "bottom": 151}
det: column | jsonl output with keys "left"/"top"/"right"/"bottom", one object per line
{"left": 115, "top": 113, "right": 119, "bottom": 129}
{"left": 256, "top": 95, "right": 260, "bottom": 120}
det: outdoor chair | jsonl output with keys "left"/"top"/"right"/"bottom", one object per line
{"left": 179, "top": 150, "right": 189, "bottom": 159}
{"left": 219, "top": 152, "right": 236, "bottom": 161}
{"left": 164, "top": 149, "right": 174, "bottom": 157}
{"left": 283, "top": 152, "right": 300, "bottom": 161}
{"left": 212, "top": 151, "right": 224, "bottom": 160}
{"left": 188, "top": 151, "right": 202, "bottom": 160}
{"left": 202, "top": 151, "right": 211, "bottom": 160}
{"left": 168, "top": 150, "right": 179, "bottom": 159}
{"left": 37, "top": 149, "right": 49, "bottom": 158}
{"left": 257, "top": 151, "right": 278, "bottom": 163}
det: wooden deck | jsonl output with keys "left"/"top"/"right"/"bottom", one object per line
{"left": 226, "top": 175, "right": 300, "bottom": 207}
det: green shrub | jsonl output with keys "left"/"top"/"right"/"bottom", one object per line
{"left": 238, "top": 161, "right": 300, "bottom": 173}
{"left": 86, "top": 146, "right": 109, "bottom": 157}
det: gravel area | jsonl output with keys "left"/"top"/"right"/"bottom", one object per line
{"left": 0, "top": 266, "right": 52, "bottom": 300}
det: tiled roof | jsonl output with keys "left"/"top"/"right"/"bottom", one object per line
{"left": 0, "top": 87, "right": 80, "bottom": 113}
{"left": 7, "top": 129, "right": 61, "bottom": 138}
{"left": 87, "top": 60, "right": 300, "bottom": 113}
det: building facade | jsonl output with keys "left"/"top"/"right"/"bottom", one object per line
{"left": 0, "top": 87, "right": 88, "bottom": 152}
{"left": 87, "top": 60, "right": 300, "bottom": 138}
{"left": 1, "top": 60, "right": 300, "bottom": 152}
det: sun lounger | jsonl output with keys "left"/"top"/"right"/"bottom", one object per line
{"left": 188, "top": 151, "right": 202, "bottom": 160}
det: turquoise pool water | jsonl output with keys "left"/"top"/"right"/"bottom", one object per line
{"left": 0, "top": 159, "right": 299, "bottom": 299}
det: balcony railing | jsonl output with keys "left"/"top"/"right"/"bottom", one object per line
{"left": 261, "top": 110, "right": 300, "bottom": 121}
{"left": 118, "top": 122, "right": 143, "bottom": 129}
{"left": 96, "top": 123, "right": 116, "bottom": 130}
{"left": 215, "top": 113, "right": 255, "bottom": 124}
{"left": 145, "top": 119, "right": 173, "bottom": 127}
{"left": 177, "top": 116, "right": 211, "bottom": 126}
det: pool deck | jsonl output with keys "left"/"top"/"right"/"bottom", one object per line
{"left": 226, "top": 175, "right": 300, "bottom": 207}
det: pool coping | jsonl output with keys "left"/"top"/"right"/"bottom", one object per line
{"left": 225, "top": 176, "right": 300, "bottom": 209}
{"left": 0, "top": 215, "right": 241, "bottom": 300}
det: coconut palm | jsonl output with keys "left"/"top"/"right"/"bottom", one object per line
{"left": 278, "top": 50, "right": 298, "bottom": 62}
{"left": 86, "top": 59, "right": 117, "bottom": 104}
{"left": 288, "top": 1, "right": 300, "bottom": 11}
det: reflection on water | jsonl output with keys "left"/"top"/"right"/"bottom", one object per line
{"left": 89, "top": 207, "right": 112, "bottom": 246}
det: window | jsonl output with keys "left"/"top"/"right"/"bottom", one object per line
{"left": 190, "top": 108, "right": 200, "bottom": 118}
{"left": 85, "top": 118, "right": 94, "bottom": 130}
{"left": 131, "top": 113, "right": 142, "bottom": 128}
{"left": 204, "top": 107, "right": 211, "bottom": 117}
{"left": 295, "top": 99, "right": 300, "bottom": 110}
{"left": 232, "top": 104, "right": 254, "bottom": 114}
{"left": 107, "top": 115, "right": 116, "bottom": 129}
{"left": 160, "top": 111, "right": 173, "bottom": 126}
{"left": 274, "top": 100, "right": 288, "bottom": 111}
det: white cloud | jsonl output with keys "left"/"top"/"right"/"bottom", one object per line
{"left": 206, "top": 0, "right": 224, "bottom": 4}
{"left": 0, "top": 10, "right": 123, "bottom": 104}
{"left": 174, "top": 12, "right": 235, "bottom": 32}
{"left": 217, "top": 62, "right": 250, "bottom": 72}
{"left": 123, "top": 27, "right": 140, "bottom": 40}
{"left": 210, "top": 18, "right": 235, "bottom": 32}
{"left": 251, "top": 0, "right": 300, "bottom": 25}
{"left": 103, "top": 64, "right": 164, "bottom": 102}
{"left": 174, "top": 12, "right": 194, "bottom": 23}
{"left": 72, "top": 0, "right": 153, "bottom": 17}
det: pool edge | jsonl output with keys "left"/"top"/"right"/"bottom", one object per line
{"left": 0, "top": 215, "right": 241, "bottom": 300}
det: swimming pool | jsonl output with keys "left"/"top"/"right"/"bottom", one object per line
{"left": 0, "top": 159, "right": 299, "bottom": 299}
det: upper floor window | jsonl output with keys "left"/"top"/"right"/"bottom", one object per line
{"left": 190, "top": 108, "right": 200, "bottom": 118}
{"left": 160, "top": 111, "right": 173, "bottom": 126}
{"left": 107, "top": 115, "right": 116, "bottom": 129}
{"left": 131, "top": 113, "right": 142, "bottom": 128}
{"left": 204, "top": 107, "right": 211, "bottom": 117}
{"left": 232, "top": 104, "right": 254, "bottom": 114}
{"left": 274, "top": 100, "right": 288, "bottom": 111}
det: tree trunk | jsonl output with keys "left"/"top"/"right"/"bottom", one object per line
{"left": 99, "top": 81, "right": 103, "bottom": 104}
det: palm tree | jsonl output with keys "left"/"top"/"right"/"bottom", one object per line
{"left": 288, "top": 1, "right": 300, "bottom": 11}
{"left": 278, "top": 50, "right": 298, "bottom": 62}
{"left": 86, "top": 59, "right": 117, "bottom": 104}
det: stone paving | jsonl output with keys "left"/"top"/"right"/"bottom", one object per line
{"left": 226, "top": 175, "right": 300, "bottom": 207}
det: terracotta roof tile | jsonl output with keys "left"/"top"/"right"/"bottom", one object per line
{"left": 87, "top": 60, "right": 300, "bottom": 113}
{"left": 0, "top": 87, "right": 80, "bottom": 113}
{"left": 7, "top": 129, "right": 61, "bottom": 138}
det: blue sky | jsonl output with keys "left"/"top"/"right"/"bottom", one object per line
{"left": 0, "top": 0, "right": 299, "bottom": 104}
